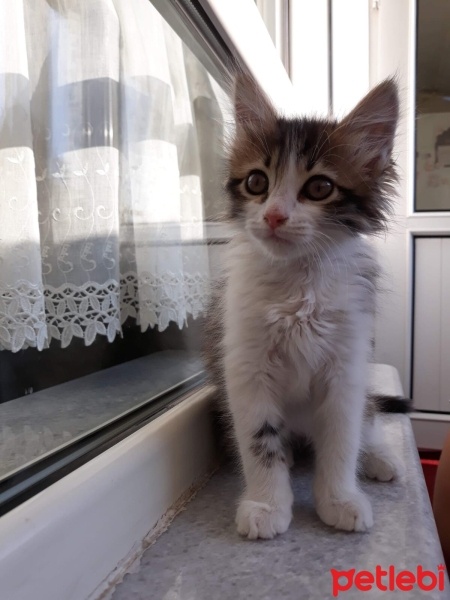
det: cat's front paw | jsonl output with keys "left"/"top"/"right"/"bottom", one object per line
{"left": 236, "top": 499, "right": 292, "bottom": 540}
{"left": 316, "top": 490, "right": 373, "bottom": 532}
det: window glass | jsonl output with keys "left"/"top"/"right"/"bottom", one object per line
{"left": 416, "top": 0, "right": 450, "bottom": 211}
{"left": 0, "top": 0, "right": 230, "bottom": 488}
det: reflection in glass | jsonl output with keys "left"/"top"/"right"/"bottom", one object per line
{"left": 416, "top": 0, "right": 450, "bottom": 211}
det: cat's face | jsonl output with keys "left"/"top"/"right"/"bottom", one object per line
{"left": 226, "top": 75, "right": 399, "bottom": 261}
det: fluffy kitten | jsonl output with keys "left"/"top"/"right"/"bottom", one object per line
{"left": 205, "top": 74, "right": 406, "bottom": 539}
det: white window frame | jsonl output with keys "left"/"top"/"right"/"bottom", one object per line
{"left": 289, "top": 0, "right": 330, "bottom": 116}
{"left": 199, "top": 0, "right": 296, "bottom": 115}
{"left": 255, "top": 0, "right": 290, "bottom": 74}
{"left": 331, "top": 0, "right": 370, "bottom": 117}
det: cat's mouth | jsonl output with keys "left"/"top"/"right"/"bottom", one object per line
{"left": 246, "top": 223, "right": 318, "bottom": 259}
{"left": 253, "top": 227, "right": 293, "bottom": 245}
{"left": 248, "top": 226, "right": 304, "bottom": 257}
{"left": 251, "top": 224, "right": 308, "bottom": 245}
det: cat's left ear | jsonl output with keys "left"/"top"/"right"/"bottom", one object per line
{"left": 339, "top": 78, "right": 399, "bottom": 173}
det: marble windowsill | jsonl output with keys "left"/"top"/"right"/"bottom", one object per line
{"left": 109, "top": 367, "right": 450, "bottom": 600}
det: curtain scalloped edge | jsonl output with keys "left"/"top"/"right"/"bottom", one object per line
{"left": 0, "top": 273, "right": 209, "bottom": 352}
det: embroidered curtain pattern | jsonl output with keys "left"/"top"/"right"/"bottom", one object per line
{"left": 0, "top": 0, "right": 226, "bottom": 352}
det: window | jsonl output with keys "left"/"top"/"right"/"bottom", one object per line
{"left": 0, "top": 0, "right": 232, "bottom": 512}
{"left": 410, "top": 0, "right": 450, "bottom": 416}
{"left": 415, "top": 0, "right": 450, "bottom": 211}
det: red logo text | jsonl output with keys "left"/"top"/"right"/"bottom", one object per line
{"left": 331, "top": 565, "right": 446, "bottom": 597}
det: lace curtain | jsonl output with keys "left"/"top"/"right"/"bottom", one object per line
{"left": 0, "top": 0, "right": 226, "bottom": 352}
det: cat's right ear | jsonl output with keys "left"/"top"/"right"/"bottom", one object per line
{"left": 233, "top": 72, "right": 277, "bottom": 132}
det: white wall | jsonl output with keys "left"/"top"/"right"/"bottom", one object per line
{"left": 369, "top": 0, "right": 414, "bottom": 395}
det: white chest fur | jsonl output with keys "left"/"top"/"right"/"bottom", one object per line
{"left": 223, "top": 233, "right": 374, "bottom": 381}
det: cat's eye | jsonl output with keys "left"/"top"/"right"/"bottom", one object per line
{"left": 245, "top": 170, "right": 269, "bottom": 195}
{"left": 301, "top": 175, "right": 334, "bottom": 201}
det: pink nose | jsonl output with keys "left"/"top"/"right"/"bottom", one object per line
{"left": 264, "top": 210, "right": 288, "bottom": 230}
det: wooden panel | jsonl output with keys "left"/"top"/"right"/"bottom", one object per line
{"left": 413, "top": 238, "right": 442, "bottom": 410}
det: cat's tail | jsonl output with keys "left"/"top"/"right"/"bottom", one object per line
{"left": 369, "top": 393, "right": 413, "bottom": 414}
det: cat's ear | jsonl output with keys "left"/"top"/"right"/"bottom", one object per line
{"left": 233, "top": 72, "right": 277, "bottom": 132}
{"left": 339, "top": 78, "right": 399, "bottom": 173}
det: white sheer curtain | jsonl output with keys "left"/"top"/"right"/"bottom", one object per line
{"left": 0, "top": 0, "right": 225, "bottom": 352}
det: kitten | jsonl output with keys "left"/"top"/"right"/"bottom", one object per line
{"left": 205, "top": 73, "right": 407, "bottom": 539}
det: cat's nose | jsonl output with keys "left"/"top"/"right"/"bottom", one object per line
{"left": 264, "top": 209, "right": 288, "bottom": 230}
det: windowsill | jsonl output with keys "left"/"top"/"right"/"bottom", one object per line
{"left": 109, "top": 413, "right": 448, "bottom": 600}
{"left": 2, "top": 364, "right": 443, "bottom": 600}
